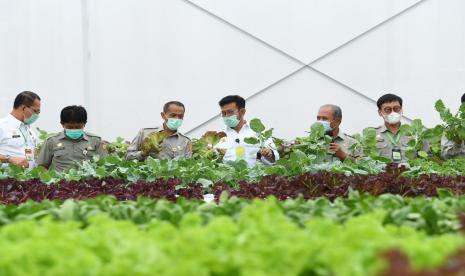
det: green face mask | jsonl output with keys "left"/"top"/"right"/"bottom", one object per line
{"left": 24, "top": 113, "right": 39, "bottom": 125}
{"left": 223, "top": 115, "right": 240, "bottom": 128}
{"left": 166, "top": 118, "right": 183, "bottom": 131}
{"left": 65, "top": 129, "right": 84, "bottom": 140}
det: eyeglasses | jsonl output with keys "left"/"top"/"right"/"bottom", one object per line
{"left": 221, "top": 109, "right": 240, "bottom": 117}
{"left": 382, "top": 106, "right": 402, "bottom": 114}
{"left": 26, "top": 106, "right": 41, "bottom": 115}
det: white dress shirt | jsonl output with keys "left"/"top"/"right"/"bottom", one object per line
{"left": 0, "top": 113, "right": 38, "bottom": 167}
{"left": 215, "top": 123, "right": 279, "bottom": 167}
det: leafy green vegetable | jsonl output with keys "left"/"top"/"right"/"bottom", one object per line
{"left": 104, "top": 137, "right": 130, "bottom": 158}
{"left": 244, "top": 118, "right": 274, "bottom": 150}
{"left": 435, "top": 99, "right": 465, "bottom": 143}
{"left": 291, "top": 122, "right": 332, "bottom": 163}
{"left": 192, "top": 131, "right": 226, "bottom": 161}
{"left": 0, "top": 198, "right": 462, "bottom": 276}
{"left": 140, "top": 131, "right": 168, "bottom": 156}
{"left": 399, "top": 119, "right": 443, "bottom": 159}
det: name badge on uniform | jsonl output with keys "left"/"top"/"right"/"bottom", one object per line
{"left": 12, "top": 130, "right": 20, "bottom": 138}
{"left": 83, "top": 146, "right": 94, "bottom": 156}
{"left": 25, "top": 148, "right": 34, "bottom": 161}
{"left": 392, "top": 148, "right": 402, "bottom": 161}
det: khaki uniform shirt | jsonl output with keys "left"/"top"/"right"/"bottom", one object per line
{"left": 36, "top": 131, "right": 108, "bottom": 171}
{"left": 441, "top": 136, "right": 465, "bottom": 159}
{"left": 375, "top": 125, "right": 428, "bottom": 161}
{"left": 125, "top": 127, "right": 192, "bottom": 161}
{"left": 326, "top": 131, "right": 359, "bottom": 162}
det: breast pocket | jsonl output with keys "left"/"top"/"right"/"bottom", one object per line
{"left": 5, "top": 133, "right": 23, "bottom": 147}
{"left": 375, "top": 140, "right": 389, "bottom": 149}
{"left": 53, "top": 149, "right": 67, "bottom": 159}
{"left": 400, "top": 138, "right": 411, "bottom": 149}
{"left": 375, "top": 140, "right": 391, "bottom": 157}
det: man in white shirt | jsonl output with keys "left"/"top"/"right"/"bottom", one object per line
{"left": 0, "top": 91, "right": 41, "bottom": 168}
{"left": 215, "top": 95, "right": 279, "bottom": 167}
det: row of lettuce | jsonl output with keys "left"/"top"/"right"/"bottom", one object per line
{"left": 1, "top": 195, "right": 465, "bottom": 275}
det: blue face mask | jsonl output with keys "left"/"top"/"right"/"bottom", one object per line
{"left": 65, "top": 129, "right": 84, "bottom": 140}
{"left": 166, "top": 118, "right": 183, "bottom": 131}
{"left": 317, "top": 120, "right": 333, "bottom": 133}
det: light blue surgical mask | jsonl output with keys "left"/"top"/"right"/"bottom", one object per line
{"left": 223, "top": 115, "right": 240, "bottom": 128}
{"left": 24, "top": 113, "right": 39, "bottom": 125}
{"left": 65, "top": 129, "right": 84, "bottom": 140}
{"left": 317, "top": 120, "right": 332, "bottom": 133}
{"left": 166, "top": 118, "right": 183, "bottom": 131}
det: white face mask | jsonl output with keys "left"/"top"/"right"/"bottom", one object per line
{"left": 384, "top": 112, "right": 402, "bottom": 125}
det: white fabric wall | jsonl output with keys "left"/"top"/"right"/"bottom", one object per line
{"left": 1, "top": 0, "right": 464, "bottom": 141}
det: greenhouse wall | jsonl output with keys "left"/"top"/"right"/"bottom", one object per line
{"left": 1, "top": 0, "right": 464, "bottom": 141}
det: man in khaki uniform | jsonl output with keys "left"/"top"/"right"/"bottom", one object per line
{"left": 374, "top": 93, "right": 428, "bottom": 161}
{"left": 36, "top": 106, "right": 107, "bottom": 171}
{"left": 374, "top": 125, "right": 412, "bottom": 161}
{"left": 125, "top": 101, "right": 192, "bottom": 161}
{"left": 316, "top": 104, "right": 359, "bottom": 162}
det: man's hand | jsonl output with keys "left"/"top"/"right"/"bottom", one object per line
{"left": 260, "top": 148, "right": 275, "bottom": 162}
{"left": 8, "top": 156, "right": 29, "bottom": 168}
{"left": 329, "top": 143, "right": 347, "bottom": 161}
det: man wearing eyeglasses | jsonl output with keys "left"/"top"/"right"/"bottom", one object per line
{"left": 214, "top": 95, "right": 279, "bottom": 167}
{"left": 374, "top": 93, "right": 427, "bottom": 162}
{"left": 0, "top": 91, "right": 41, "bottom": 168}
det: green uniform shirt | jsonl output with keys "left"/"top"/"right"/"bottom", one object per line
{"left": 36, "top": 131, "right": 108, "bottom": 171}
{"left": 125, "top": 127, "right": 192, "bottom": 161}
{"left": 326, "top": 131, "right": 359, "bottom": 162}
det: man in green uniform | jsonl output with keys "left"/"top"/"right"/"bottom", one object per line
{"left": 374, "top": 93, "right": 428, "bottom": 162}
{"left": 125, "top": 101, "right": 192, "bottom": 161}
{"left": 36, "top": 105, "right": 107, "bottom": 171}
{"left": 317, "top": 104, "right": 358, "bottom": 162}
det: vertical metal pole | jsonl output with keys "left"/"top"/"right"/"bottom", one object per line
{"left": 80, "top": 0, "right": 91, "bottom": 126}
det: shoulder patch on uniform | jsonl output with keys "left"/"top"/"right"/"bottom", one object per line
{"left": 179, "top": 133, "right": 191, "bottom": 141}
{"left": 344, "top": 133, "right": 355, "bottom": 139}
{"left": 85, "top": 132, "right": 101, "bottom": 139}
{"left": 46, "top": 133, "right": 61, "bottom": 141}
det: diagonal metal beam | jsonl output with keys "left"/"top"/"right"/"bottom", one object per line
{"left": 183, "top": 0, "right": 429, "bottom": 134}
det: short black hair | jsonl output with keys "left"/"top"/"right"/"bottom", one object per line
{"left": 461, "top": 93, "right": 465, "bottom": 103}
{"left": 219, "top": 95, "right": 246, "bottom": 109}
{"left": 13, "top": 91, "right": 41, "bottom": 109}
{"left": 60, "top": 105, "right": 87, "bottom": 124}
{"left": 376, "top": 94, "right": 403, "bottom": 109}
{"left": 163, "top": 101, "right": 185, "bottom": 113}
